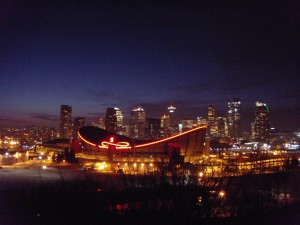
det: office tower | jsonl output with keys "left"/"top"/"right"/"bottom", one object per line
{"left": 167, "top": 102, "right": 176, "bottom": 125}
{"left": 207, "top": 105, "right": 215, "bottom": 135}
{"left": 105, "top": 107, "right": 117, "bottom": 132}
{"left": 214, "top": 117, "right": 228, "bottom": 138}
{"left": 105, "top": 107, "right": 123, "bottom": 134}
{"left": 250, "top": 122, "right": 255, "bottom": 140}
{"left": 73, "top": 117, "right": 85, "bottom": 139}
{"left": 180, "top": 119, "right": 195, "bottom": 131}
{"left": 145, "top": 118, "right": 162, "bottom": 140}
{"left": 130, "top": 106, "right": 146, "bottom": 139}
{"left": 227, "top": 98, "right": 241, "bottom": 140}
{"left": 161, "top": 114, "right": 171, "bottom": 137}
{"left": 197, "top": 117, "right": 207, "bottom": 126}
{"left": 59, "top": 105, "right": 72, "bottom": 139}
{"left": 254, "top": 101, "right": 270, "bottom": 142}
{"left": 92, "top": 117, "right": 105, "bottom": 129}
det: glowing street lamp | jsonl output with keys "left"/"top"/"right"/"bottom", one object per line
{"left": 218, "top": 190, "right": 225, "bottom": 198}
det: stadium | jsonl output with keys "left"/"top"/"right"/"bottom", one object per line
{"left": 77, "top": 125, "right": 208, "bottom": 172}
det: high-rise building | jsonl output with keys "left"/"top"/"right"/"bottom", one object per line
{"left": 105, "top": 107, "right": 123, "bottom": 134}
{"left": 197, "top": 117, "right": 207, "bottom": 126}
{"left": 145, "top": 118, "right": 162, "bottom": 140}
{"left": 59, "top": 105, "right": 72, "bottom": 139}
{"left": 254, "top": 101, "right": 270, "bottom": 142}
{"left": 250, "top": 122, "right": 255, "bottom": 140}
{"left": 73, "top": 117, "right": 85, "bottom": 139}
{"left": 130, "top": 106, "right": 146, "bottom": 139}
{"left": 207, "top": 105, "right": 215, "bottom": 135}
{"left": 92, "top": 117, "right": 105, "bottom": 129}
{"left": 227, "top": 98, "right": 241, "bottom": 140}
{"left": 180, "top": 119, "right": 195, "bottom": 131}
{"left": 167, "top": 103, "right": 176, "bottom": 126}
{"left": 161, "top": 114, "right": 171, "bottom": 137}
{"left": 214, "top": 117, "right": 228, "bottom": 138}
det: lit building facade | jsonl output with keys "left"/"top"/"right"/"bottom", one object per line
{"left": 105, "top": 107, "right": 124, "bottom": 134}
{"left": 130, "top": 106, "right": 146, "bottom": 139}
{"left": 167, "top": 103, "right": 176, "bottom": 125}
{"left": 59, "top": 105, "right": 72, "bottom": 139}
{"left": 180, "top": 119, "right": 196, "bottom": 132}
{"left": 73, "top": 117, "right": 85, "bottom": 139}
{"left": 207, "top": 105, "right": 215, "bottom": 136}
{"left": 254, "top": 101, "right": 270, "bottom": 142}
{"left": 92, "top": 117, "right": 105, "bottom": 129}
{"left": 145, "top": 118, "right": 162, "bottom": 140}
{"left": 227, "top": 98, "right": 241, "bottom": 140}
{"left": 214, "top": 117, "right": 228, "bottom": 138}
{"left": 161, "top": 114, "right": 171, "bottom": 137}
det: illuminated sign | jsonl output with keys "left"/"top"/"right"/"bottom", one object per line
{"left": 99, "top": 141, "right": 131, "bottom": 149}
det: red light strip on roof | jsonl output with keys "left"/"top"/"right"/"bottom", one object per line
{"left": 135, "top": 126, "right": 207, "bottom": 148}
{"left": 78, "top": 132, "right": 97, "bottom": 147}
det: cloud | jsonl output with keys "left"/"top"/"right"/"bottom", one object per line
{"left": 0, "top": 118, "right": 26, "bottom": 123}
{"left": 167, "top": 82, "right": 213, "bottom": 95}
{"left": 218, "top": 76, "right": 273, "bottom": 95}
{"left": 0, "top": 118, "right": 27, "bottom": 128}
{"left": 278, "top": 91, "right": 300, "bottom": 100}
{"left": 30, "top": 113, "right": 59, "bottom": 122}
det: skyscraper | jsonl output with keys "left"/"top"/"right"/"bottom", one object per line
{"left": 105, "top": 107, "right": 123, "bottom": 134}
{"left": 161, "top": 114, "right": 171, "bottom": 137}
{"left": 207, "top": 105, "right": 215, "bottom": 135}
{"left": 130, "top": 106, "right": 146, "bottom": 139}
{"left": 214, "top": 117, "right": 228, "bottom": 138}
{"left": 145, "top": 118, "right": 162, "bottom": 140}
{"left": 227, "top": 98, "right": 241, "bottom": 140}
{"left": 254, "top": 101, "right": 270, "bottom": 142}
{"left": 59, "top": 105, "right": 72, "bottom": 139}
{"left": 73, "top": 117, "right": 85, "bottom": 139}
{"left": 92, "top": 117, "right": 105, "bottom": 129}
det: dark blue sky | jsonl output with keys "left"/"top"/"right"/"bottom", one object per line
{"left": 1, "top": 0, "right": 299, "bottom": 132}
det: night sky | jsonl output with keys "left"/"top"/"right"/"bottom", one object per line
{"left": 1, "top": 0, "right": 299, "bottom": 132}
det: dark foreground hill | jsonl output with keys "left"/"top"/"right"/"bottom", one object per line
{"left": 0, "top": 173, "right": 300, "bottom": 225}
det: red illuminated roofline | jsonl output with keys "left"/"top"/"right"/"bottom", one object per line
{"left": 78, "top": 132, "right": 97, "bottom": 146}
{"left": 135, "top": 125, "right": 207, "bottom": 148}
{"left": 78, "top": 125, "right": 207, "bottom": 149}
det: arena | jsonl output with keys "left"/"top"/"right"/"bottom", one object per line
{"left": 77, "top": 125, "right": 208, "bottom": 172}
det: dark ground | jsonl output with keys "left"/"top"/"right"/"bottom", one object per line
{"left": 0, "top": 163, "right": 300, "bottom": 225}
{"left": 0, "top": 181, "right": 300, "bottom": 225}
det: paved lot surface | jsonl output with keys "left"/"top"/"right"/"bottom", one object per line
{"left": 0, "top": 160, "right": 144, "bottom": 191}
{"left": 0, "top": 160, "right": 88, "bottom": 190}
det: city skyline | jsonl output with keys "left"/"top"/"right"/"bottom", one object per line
{"left": 1, "top": 0, "right": 299, "bottom": 131}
